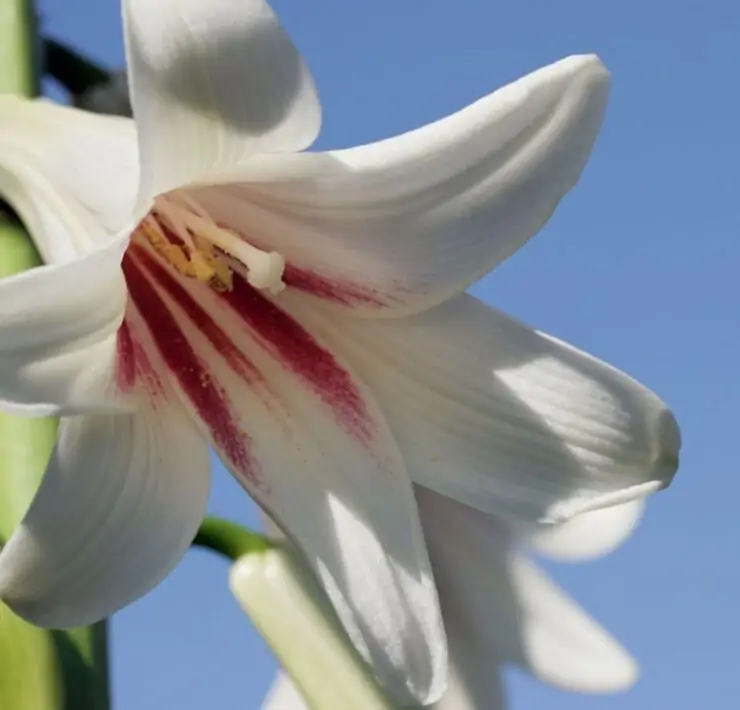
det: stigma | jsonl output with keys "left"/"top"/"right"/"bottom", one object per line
{"left": 138, "top": 193, "right": 286, "bottom": 295}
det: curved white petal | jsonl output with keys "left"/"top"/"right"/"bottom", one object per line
{"left": 280, "top": 292, "right": 680, "bottom": 526}
{"left": 0, "top": 235, "right": 131, "bottom": 417}
{"left": 0, "top": 98, "right": 140, "bottom": 415}
{"left": 417, "top": 488, "right": 637, "bottom": 694}
{"left": 123, "top": 249, "right": 445, "bottom": 705}
{"left": 434, "top": 639, "right": 506, "bottom": 710}
{"left": 0, "top": 96, "right": 139, "bottom": 259}
{"left": 191, "top": 54, "right": 608, "bottom": 317}
{"left": 263, "top": 663, "right": 505, "bottom": 710}
{"left": 263, "top": 673, "right": 308, "bottom": 710}
{"left": 123, "top": 0, "right": 321, "bottom": 201}
{"left": 505, "top": 557, "right": 637, "bottom": 691}
{"left": 0, "top": 394, "right": 210, "bottom": 627}
{"left": 519, "top": 499, "right": 645, "bottom": 562}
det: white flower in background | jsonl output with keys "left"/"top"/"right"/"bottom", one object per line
{"left": 0, "top": 0, "right": 680, "bottom": 704}
{"left": 259, "top": 493, "right": 645, "bottom": 710}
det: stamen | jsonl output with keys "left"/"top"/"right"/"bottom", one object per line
{"left": 176, "top": 210, "right": 286, "bottom": 295}
{"left": 140, "top": 213, "right": 231, "bottom": 290}
{"left": 137, "top": 194, "right": 286, "bottom": 295}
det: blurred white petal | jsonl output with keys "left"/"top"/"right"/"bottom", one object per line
{"left": 262, "top": 673, "right": 308, "bottom": 710}
{"left": 418, "top": 488, "right": 637, "bottom": 694}
{"left": 520, "top": 500, "right": 645, "bottom": 562}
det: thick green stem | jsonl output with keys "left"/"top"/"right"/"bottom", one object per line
{"left": 0, "top": 0, "right": 38, "bottom": 96}
{"left": 0, "top": 3, "right": 110, "bottom": 708}
{"left": 0, "top": 219, "right": 111, "bottom": 710}
{"left": 0, "top": 219, "right": 58, "bottom": 541}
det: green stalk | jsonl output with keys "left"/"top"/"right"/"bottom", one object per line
{"left": 0, "top": 2, "right": 110, "bottom": 708}
{"left": 193, "top": 516, "right": 274, "bottom": 559}
{"left": 0, "top": 0, "right": 38, "bottom": 96}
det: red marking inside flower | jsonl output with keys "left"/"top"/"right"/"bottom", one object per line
{"left": 156, "top": 221, "right": 185, "bottom": 246}
{"left": 116, "top": 319, "right": 163, "bottom": 396}
{"left": 283, "top": 265, "right": 386, "bottom": 308}
{"left": 130, "top": 244, "right": 262, "bottom": 387}
{"left": 219, "top": 272, "right": 375, "bottom": 442}
{"left": 116, "top": 322, "right": 137, "bottom": 393}
{"left": 122, "top": 254, "right": 260, "bottom": 485}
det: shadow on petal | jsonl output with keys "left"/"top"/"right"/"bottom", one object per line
{"left": 133, "top": 14, "right": 307, "bottom": 136}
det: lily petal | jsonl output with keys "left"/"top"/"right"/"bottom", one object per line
{"left": 123, "top": 0, "right": 321, "bottom": 201}
{"left": 123, "top": 249, "right": 446, "bottom": 705}
{"left": 0, "top": 394, "right": 210, "bottom": 627}
{"left": 417, "top": 487, "right": 637, "bottom": 694}
{"left": 0, "top": 235, "right": 130, "bottom": 417}
{"left": 260, "top": 515, "right": 505, "bottom": 710}
{"left": 190, "top": 54, "right": 608, "bottom": 317}
{"left": 519, "top": 500, "right": 645, "bottom": 562}
{"left": 0, "top": 98, "right": 139, "bottom": 415}
{"left": 262, "top": 673, "right": 308, "bottom": 710}
{"left": 435, "top": 646, "right": 506, "bottom": 710}
{"left": 263, "top": 664, "right": 505, "bottom": 710}
{"left": 0, "top": 96, "right": 139, "bottom": 258}
{"left": 280, "top": 292, "right": 680, "bottom": 526}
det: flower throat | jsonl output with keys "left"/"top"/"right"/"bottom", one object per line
{"left": 137, "top": 193, "right": 286, "bottom": 295}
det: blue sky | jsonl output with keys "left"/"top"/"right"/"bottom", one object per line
{"left": 43, "top": 1, "right": 739, "bottom": 708}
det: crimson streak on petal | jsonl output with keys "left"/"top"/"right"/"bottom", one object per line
{"left": 116, "top": 319, "right": 164, "bottom": 397}
{"left": 116, "top": 321, "right": 137, "bottom": 393}
{"left": 130, "top": 244, "right": 262, "bottom": 387}
{"left": 219, "top": 272, "right": 376, "bottom": 443}
{"left": 122, "top": 254, "right": 261, "bottom": 485}
{"left": 283, "top": 264, "right": 386, "bottom": 308}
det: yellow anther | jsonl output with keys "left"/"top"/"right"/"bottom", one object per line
{"left": 137, "top": 195, "right": 286, "bottom": 295}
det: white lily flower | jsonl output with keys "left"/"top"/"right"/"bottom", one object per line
{"left": 261, "top": 492, "right": 645, "bottom": 710}
{"left": 0, "top": 0, "right": 679, "bottom": 704}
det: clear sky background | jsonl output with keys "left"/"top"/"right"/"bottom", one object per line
{"left": 41, "top": 1, "right": 740, "bottom": 708}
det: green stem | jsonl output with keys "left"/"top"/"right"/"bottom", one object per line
{"left": 0, "top": 219, "right": 111, "bottom": 710}
{"left": 0, "top": 215, "right": 58, "bottom": 542}
{"left": 0, "top": 3, "right": 110, "bottom": 708}
{"left": 193, "top": 516, "right": 273, "bottom": 560}
{"left": 0, "top": 0, "right": 38, "bottom": 96}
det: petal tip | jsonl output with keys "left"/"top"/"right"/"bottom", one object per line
{"left": 414, "top": 668, "right": 449, "bottom": 707}
{"left": 655, "top": 407, "right": 681, "bottom": 475}
{"left": 566, "top": 650, "right": 639, "bottom": 695}
{"left": 548, "top": 54, "right": 611, "bottom": 123}
{"left": 588, "top": 649, "right": 640, "bottom": 694}
{"left": 557, "top": 53, "right": 611, "bottom": 87}
{"left": 532, "top": 616, "right": 640, "bottom": 694}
